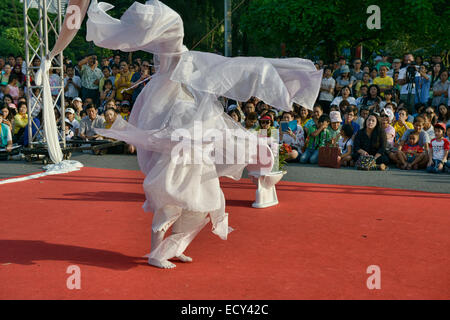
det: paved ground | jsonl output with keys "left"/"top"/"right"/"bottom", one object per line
{"left": 1, "top": 152, "right": 449, "bottom": 194}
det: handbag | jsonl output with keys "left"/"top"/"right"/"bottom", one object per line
{"left": 318, "top": 146, "right": 341, "bottom": 168}
{"left": 355, "top": 154, "right": 377, "bottom": 170}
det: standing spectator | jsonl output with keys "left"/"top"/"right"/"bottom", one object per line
{"left": 335, "top": 65, "right": 356, "bottom": 94}
{"left": 99, "top": 66, "right": 116, "bottom": 92}
{"left": 115, "top": 61, "right": 134, "bottom": 101}
{"left": 78, "top": 55, "right": 103, "bottom": 107}
{"left": 375, "top": 54, "right": 391, "bottom": 72}
{"left": 332, "top": 57, "right": 347, "bottom": 79}
{"left": 12, "top": 64, "right": 25, "bottom": 87}
{"left": 0, "top": 64, "right": 12, "bottom": 86}
{"left": 429, "top": 62, "right": 443, "bottom": 103}
{"left": 426, "top": 123, "right": 449, "bottom": 173}
{"left": 318, "top": 66, "right": 335, "bottom": 114}
{"left": 431, "top": 70, "right": 449, "bottom": 107}
{"left": 413, "top": 64, "right": 431, "bottom": 105}
{"left": 64, "top": 65, "right": 82, "bottom": 100}
{"left": 79, "top": 104, "right": 105, "bottom": 140}
{"left": 387, "top": 58, "right": 402, "bottom": 78}
{"left": 352, "top": 113, "right": 389, "bottom": 170}
{"left": 373, "top": 65, "right": 393, "bottom": 97}
{"left": 130, "top": 60, "right": 151, "bottom": 103}
{"left": 398, "top": 53, "right": 420, "bottom": 114}
{"left": 300, "top": 114, "right": 331, "bottom": 164}
{"left": 351, "top": 58, "right": 364, "bottom": 81}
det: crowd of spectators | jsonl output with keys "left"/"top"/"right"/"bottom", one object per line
{"left": 225, "top": 52, "right": 450, "bottom": 173}
{"left": 0, "top": 51, "right": 449, "bottom": 173}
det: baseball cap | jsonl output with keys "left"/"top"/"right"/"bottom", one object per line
{"left": 374, "top": 56, "right": 383, "bottom": 61}
{"left": 434, "top": 123, "right": 446, "bottom": 131}
{"left": 259, "top": 115, "right": 272, "bottom": 121}
{"left": 64, "top": 118, "right": 73, "bottom": 127}
{"left": 382, "top": 108, "right": 394, "bottom": 122}
{"left": 227, "top": 104, "right": 237, "bottom": 112}
{"left": 65, "top": 107, "right": 75, "bottom": 114}
{"left": 73, "top": 97, "right": 82, "bottom": 102}
{"left": 121, "top": 100, "right": 130, "bottom": 106}
{"left": 393, "top": 58, "right": 401, "bottom": 63}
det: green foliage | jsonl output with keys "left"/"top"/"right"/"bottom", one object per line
{"left": 0, "top": 27, "right": 39, "bottom": 57}
{"left": 242, "top": 0, "right": 449, "bottom": 61}
{"left": 0, "top": 0, "right": 447, "bottom": 64}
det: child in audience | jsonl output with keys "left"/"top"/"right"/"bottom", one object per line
{"left": 337, "top": 123, "right": 353, "bottom": 166}
{"left": 300, "top": 114, "right": 331, "bottom": 164}
{"left": 398, "top": 132, "right": 424, "bottom": 170}
{"left": 395, "top": 116, "right": 430, "bottom": 169}
{"left": 426, "top": 123, "right": 449, "bottom": 173}
{"left": 328, "top": 111, "right": 342, "bottom": 143}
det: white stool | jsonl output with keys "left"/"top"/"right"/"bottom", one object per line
{"left": 246, "top": 143, "right": 286, "bottom": 208}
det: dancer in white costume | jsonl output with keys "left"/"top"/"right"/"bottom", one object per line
{"left": 54, "top": 0, "right": 322, "bottom": 268}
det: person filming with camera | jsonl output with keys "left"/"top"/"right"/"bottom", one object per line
{"left": 64, "top": 65, "right": 81, "bottom": 100}
{"left": 78, "top": 54, "right": 103, "bottom": 108}
{"left": 398, "top": 53, "right": 420, "bottom": 115}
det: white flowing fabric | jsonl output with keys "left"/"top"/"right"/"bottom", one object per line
{"left": 87, "top": 0, "right": 322, "bottom": 261}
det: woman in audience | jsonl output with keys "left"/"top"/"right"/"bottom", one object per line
{"left": 330, "top": 86, "right": 357, "bottom": 107}
{"left": 352, "top": 113, "right": 389, "bottom": 170}
{"left": 279, "top": 111, "right": 304, "bottom": 162}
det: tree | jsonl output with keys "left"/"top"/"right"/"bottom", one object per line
{"left": 241, "top": 0, "right": 449, "bottom": 62}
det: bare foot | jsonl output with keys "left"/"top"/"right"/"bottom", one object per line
{"left": 379, "top": 163, "right": 387, "bottom": 171}
{"left": 174, "top": 254, "right": 193, "bottom": 263}
{"left": 148, "top": 258, "right": 176, "bottom": 269}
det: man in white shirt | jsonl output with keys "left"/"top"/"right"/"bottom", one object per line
{"left": 398, "top": 53, "right": 420, "bottom": 114}
{"left": 318, "top": 66, "right": 335, "bottom": 114}
{"left": 64, "top": 66, "right": 82, "bottom": 100}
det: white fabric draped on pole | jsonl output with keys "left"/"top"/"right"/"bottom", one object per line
{"left": 33, "top": 0, "right": 90, "bottom": 172}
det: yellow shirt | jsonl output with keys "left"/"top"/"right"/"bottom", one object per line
{"left": 300, "top": 117, "right": 311, "bottom": 128}
{"left": 373, "top": 76, "right": 393, "bottom": 97}
{"left": 393, "top": 120, "right": 413, "bottom": 142}
{"left": 114, "top": 72, "right": 134, "bottom": 100}
{"left": 13, "top": 114, "right": 28, "bottom": 135}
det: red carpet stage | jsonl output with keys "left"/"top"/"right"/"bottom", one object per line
{"left": 0, "top": 167, "right": 449, "bottom": 299}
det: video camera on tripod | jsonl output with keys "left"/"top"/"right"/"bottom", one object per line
{"left": 405, "top": 62, "right": 419, "bottom": 84}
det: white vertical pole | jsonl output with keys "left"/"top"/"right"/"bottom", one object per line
{"left": 224, "top": 0, "right": 232, "bottom": 57}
